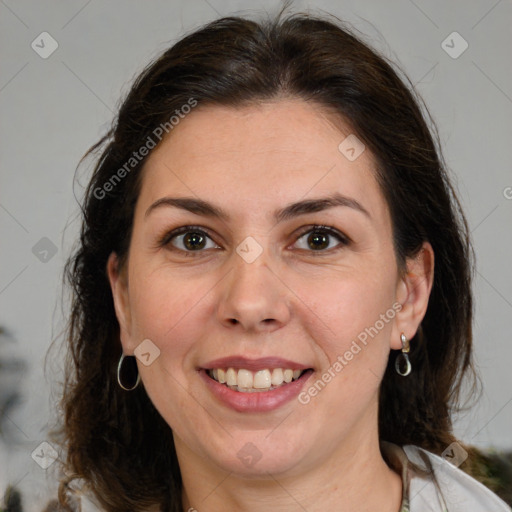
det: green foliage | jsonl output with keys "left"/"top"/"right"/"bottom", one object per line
{"left": 462, "top": 446, "right": 512, "bottom": 506}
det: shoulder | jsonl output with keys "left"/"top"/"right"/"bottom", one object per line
{"left": 403, "top": 444, "right": 512, "bottom": 512}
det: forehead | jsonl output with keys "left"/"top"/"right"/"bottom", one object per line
{"left": 137, "top": 100, "right": 389, "bottom": 223}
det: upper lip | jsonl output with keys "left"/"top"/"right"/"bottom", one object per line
{"left": 201, "top": 356, "right": 312, "bottom": 371}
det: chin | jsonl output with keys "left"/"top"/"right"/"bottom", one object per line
{"left": 204, "top": 433, "right": 308, "bottom": 478}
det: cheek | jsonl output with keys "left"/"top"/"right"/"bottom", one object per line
{"left": 125, "top": 271, "right": 212, "bottom": 398}
{"left": 296, "top": 266, "right": 397, "bottom": 353}
{"left": 291, "top": 267, "right": 397, "bottom": 421}
{"left": 126, "top": 270, "right": 211, "bottom": 431}
{"left": 128, "top": 265, "right": 208, "bottom": 339}
{"left": 293, "top": 272, "right": 397, "bottom": 437}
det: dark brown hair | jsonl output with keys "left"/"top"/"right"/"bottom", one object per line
{"left": 54, "top": 11, "right": 476, "bottom": 512}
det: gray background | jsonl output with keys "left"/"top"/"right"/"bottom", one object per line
{"left": 1, "top": 0, "right": 511, "bottom": 509}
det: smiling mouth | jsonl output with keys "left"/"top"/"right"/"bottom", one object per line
{"left": 206, "top": 367, "right": 311, "bottom": 393}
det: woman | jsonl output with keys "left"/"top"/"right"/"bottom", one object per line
{"left": 48, "top": 11, "right": 510, "bottom": 512}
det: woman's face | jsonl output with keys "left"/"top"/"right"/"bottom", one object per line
{"left": 109, "top": 99, "right": 429, "bottom": 477}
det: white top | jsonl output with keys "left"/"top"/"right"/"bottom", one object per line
{"left": 382, "top": 442, "right": 511, "bottom": 511}
{"left": 70, "top": 443, "right": 512, "bottom": 512}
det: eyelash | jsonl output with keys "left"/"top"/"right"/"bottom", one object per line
{"left": 157, "top": 224, "right": 350, "bottom": 257}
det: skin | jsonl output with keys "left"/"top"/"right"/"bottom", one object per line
{"left": 108, "top": 99, "right": 434, "bottom": 512}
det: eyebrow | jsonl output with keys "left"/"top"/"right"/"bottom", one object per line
{"left": 145, "top": 193, "right": 370, "bottom": 222}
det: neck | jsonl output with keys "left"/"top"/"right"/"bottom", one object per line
{"left": 177, "top": 428, "right": 402, "bottom": 512}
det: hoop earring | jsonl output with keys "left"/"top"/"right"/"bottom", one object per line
{"left": 395, "top": 333, "right": 411, "bottom": 377}
{"left": 117, "top": 353, "right": 141, "bottom": 390}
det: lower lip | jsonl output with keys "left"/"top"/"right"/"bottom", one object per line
{"left": 199, "top": 369, "right": 313, "bottom": 413}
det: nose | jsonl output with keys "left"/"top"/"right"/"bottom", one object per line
{"left": 216, "top": 253, "right": 291, "bottom": 333}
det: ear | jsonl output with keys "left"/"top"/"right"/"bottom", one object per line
{"left": 107, "top": 252, "right": 134, "bottom": 353}
{"left": 391, "top": 242, "right": 434, "bottom": 349}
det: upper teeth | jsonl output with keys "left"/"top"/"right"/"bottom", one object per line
{"left": 209, "top": 368, "right": 304, "bottom": 392}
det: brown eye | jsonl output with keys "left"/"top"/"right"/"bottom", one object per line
{"left": 293, "top": 226, "right": 348, "bottom": 252}
{"left": 182, "top": 232, "right": 206, "bottom": 250}
{"left": 307, "top": 232, "right": 330, "bottom": 250}
{"left": 164, "top": 227, "right": 220, "bottom": 253}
